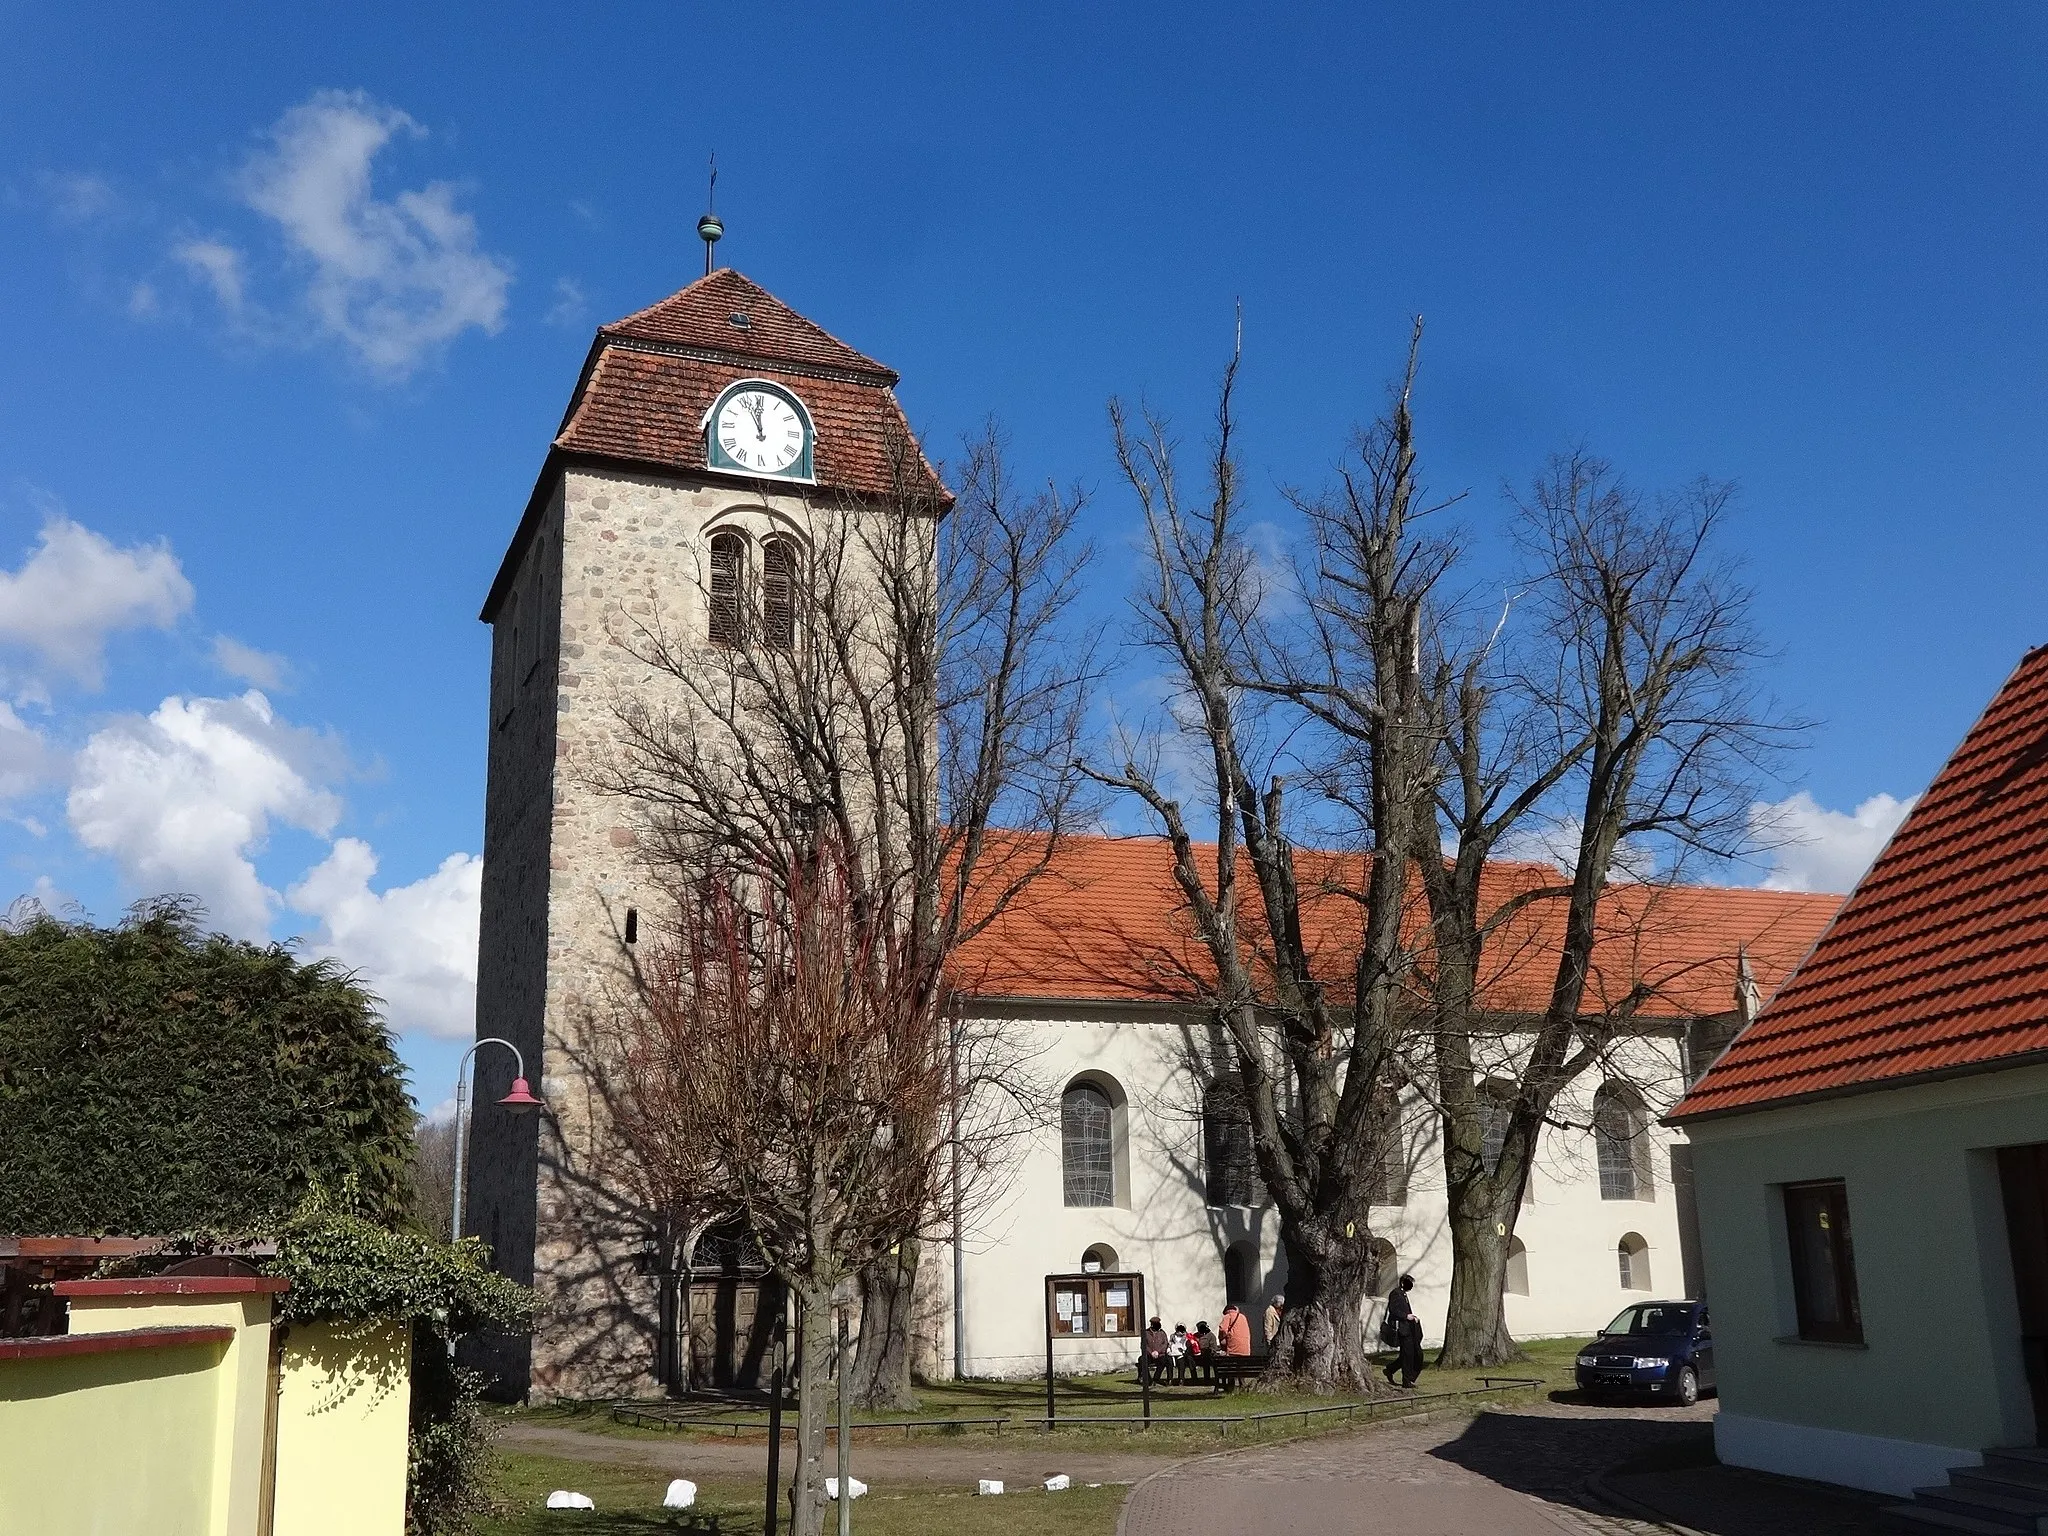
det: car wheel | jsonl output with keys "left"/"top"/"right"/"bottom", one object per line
{"left": 1674, "top": 1366, "right": 1698, "bottom": 1407}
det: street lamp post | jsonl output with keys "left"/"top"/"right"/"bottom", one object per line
{"left": 450, "top": 1036, "right": 544, "bottom": 1244}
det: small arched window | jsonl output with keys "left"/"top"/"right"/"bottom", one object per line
{"left": 1505, "top": 1236, "right": 1530, "bottom": 1297}
{"left": 1595, "top": 1083, "right": 1653, "bottom": 1201}
{"left": 1061, "top": 1082, "right": 1115, "bottom": 1208}
{"left": 1365, "top": 1236, "right": 1397, "bottom": 1294}
{"left": 1223, "top": 1240, "right": 1257, "bottom": 1307}
{"left": 761, "top": 537, "right": 798, "bottom": 651}
{"left": 1202, "top": 1077, "right": 1256, "bottom": 1208}
{"left": 708, "top": 531, "right": 745, "bottom": 646}
{"left": 1081, "top": 1243, "right": 1118, "bottom": 1273}
{"left": 1618, "top": 1232, "right": 1651, "bottom": 1291}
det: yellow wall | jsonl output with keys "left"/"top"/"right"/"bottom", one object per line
{"left": 67, "top": 1291, "right": 278, "bottom": 1536}
{"left": 2, "top": 1285, "right": 413, "bottom": 1535}
{"left": 271, "top": 1320, "right": 413, "bottom": 1536}
{"left": 0, "top": 1333, "right": 229, "bottom": 1535}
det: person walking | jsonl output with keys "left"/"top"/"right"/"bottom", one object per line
{"left": 1381, "top": 1273, "right": 1425, "bottom": 1389}
{"left": 1263, "top": 1294, "right": 1286, "bottom": 1349}
{"left": 1141, "top": 1316, "right": 1171, "bottom": 1386}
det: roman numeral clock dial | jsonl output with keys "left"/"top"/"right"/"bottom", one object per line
{"left": 710, "top": 383, "right": 809, "bottom": 477}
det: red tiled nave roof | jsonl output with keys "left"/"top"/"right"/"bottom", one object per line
{"left": 952, "top": 834, "right": 1837, "bottom": 1024}
{"left": 1675, "top": 647, "right": 2048, "bottom": 1120}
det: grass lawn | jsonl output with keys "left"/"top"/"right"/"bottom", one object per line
{"left": 480, "top": 1450, "right": 1126, "bottom": 1536}
{"left": 505, "top": 1336, "right": 1590, "bottom": 1455}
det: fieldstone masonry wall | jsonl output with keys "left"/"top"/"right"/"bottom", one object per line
{"left": 469, "top": 463, "right": 925, "bottom": 1399}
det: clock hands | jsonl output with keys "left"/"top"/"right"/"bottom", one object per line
{"left": 742, "top": 394, "right": 767, "bottom": 440}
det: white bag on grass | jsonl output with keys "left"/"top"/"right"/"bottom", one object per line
{"left": 545, "top": 1490, "right": 595, "bottom": 1510}
{"left": 825, "top": 1477, "right": 868, "bottom": 1500}
{"left": 978, "top": 1479, "right": 1005, "bottom": 1495}
{"left": 663, "top": 1480, "right": 697, "bottom": 1509}
{"left": 1044, "top": 1475, "right": 1071, "bottom": 1492}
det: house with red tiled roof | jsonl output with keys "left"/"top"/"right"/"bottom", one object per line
{"left": 1671, "top": 647, "right": 2048, "bottom": 1510}
{"left": 464, "top": 260, "right": 1843, "bottom": 1402}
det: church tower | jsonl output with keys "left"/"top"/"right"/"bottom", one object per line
{"left": 468, "top": 267, "right": 944, "bottom": 1398}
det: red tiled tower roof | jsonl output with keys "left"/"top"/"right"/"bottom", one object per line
{"left": 1673, "top": 647, "right": 2048, "bottom": 1121}
{"left": 951, "top": 833, "right": 1837, "bottom": 1022}
{"left": 484, "top": 269, "right": 945, "bottom": 621}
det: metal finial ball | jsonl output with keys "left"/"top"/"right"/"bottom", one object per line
{"left": 697, "top": 212, "right": 724, "bottom": 244}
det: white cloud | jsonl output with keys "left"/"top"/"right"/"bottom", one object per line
{"left": 127, "top": 281, "right": 160, "bottom": 319}
{"left": 235, "top": 89, "right": 512, "bottom": 378}
{"left": 66, "top": 690, "right": 344, "bottom": 938}
{"left": 288, "top": 837, "right": 479, "bottom": 1039}
{"left": 0, "top": 701, "right": 60, "bottom": 802}
{"left": 212, "top": 634, "right": 291, "bottom": 690}
{"left": 1750, "top": 790, "right": 1916, "bottom": 893}
{"left": 173, "top": 237, "right": 247, "bottom": 313}
{"left": 0, "top": 514, "right": 193, "bottom": 690}
{"left": 1492, "top": 815, "right": 1658, "bottom": 882}
{"left": 41, "top": 171, "right": 117, "bottom": 225}
{"left": 544, "top": 275, "right": 588, "bottom": 329}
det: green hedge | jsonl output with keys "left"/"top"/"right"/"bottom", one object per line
{"left": 0, "top": 897, "right": 414, "bottom": 1234}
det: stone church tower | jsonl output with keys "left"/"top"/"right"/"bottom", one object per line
{"left": 466, "top": 267, "right": 943, "bottom": 1399}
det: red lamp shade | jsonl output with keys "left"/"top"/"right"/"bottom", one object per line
{"left": 497, "top": 1077, "right": 544, "bottom": 1113}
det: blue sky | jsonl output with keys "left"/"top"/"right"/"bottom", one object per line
{"left": 4, "top": 1, "right": 2045, "bottom": 1106}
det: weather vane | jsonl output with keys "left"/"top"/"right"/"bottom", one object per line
{"left": 697, "top": 153, "right": 722, "bottom": 277}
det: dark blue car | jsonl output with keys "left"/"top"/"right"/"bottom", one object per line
{"left": 1574, "top": 1300, "right": 1714, "bottom": 1406}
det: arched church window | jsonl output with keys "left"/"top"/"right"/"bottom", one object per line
{"left": 761, "top": 538, "right": 799, "bottom": 652}
{"left": 1202, "top": 1077, "right": 1256, "bottom": 1207}
{"left": 708, "top": 531, "right": 745, "bottom": 646}
{"left": 1367, "top": 1086, "right": 1408, "bottom": 1206}
{"left": 1479, "top": 1078, "right": 1514, "bottom": 1174}
{"left": 1595, "top": 1083, "right": 1652, "bottom": 1201}
{"left": 1061, "top": 1081, "right": 1115, "bottom": 1208}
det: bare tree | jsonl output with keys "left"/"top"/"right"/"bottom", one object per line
{"left": 586, "top": 424, "right": 1099, "bottom": 1407}
{"left": 1090, "top": 335, "right": 1439, "bottom": 1394}
{"left": 607, "top": 844, "right": 1019, "bottom": 1536}
{"left": 1400, "top": 451, "right": 1787, "bottom": 1364}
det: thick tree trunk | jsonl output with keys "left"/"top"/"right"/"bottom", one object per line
{"left": 1260, "top": 1221, "right": 1386, "bottom": 1395}
{"left": 847, "top": 1239, "right": 920, "bottom": 1410}
{"left": 791, "top": 1289, "right": 835, "bottom": 1536}
{"left": 1437, "top": 1183, "right": 1526, "bottom": 1368}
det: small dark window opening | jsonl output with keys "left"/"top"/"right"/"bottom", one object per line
{"left": 1783, "top": 1179, "right": 1862, "bottom": 1343}
{"left": 624, "top": 909, "right": 639, "bottom": 945}
{"left": 708, "top": 532, "right": 743, "bottom": 646}
{"left": 761, "top": 539, "right": 797, "bottom": 652}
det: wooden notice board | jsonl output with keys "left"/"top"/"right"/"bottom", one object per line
{"left": 1044, "top": 1271, "right": 1145, "bottom": 1339}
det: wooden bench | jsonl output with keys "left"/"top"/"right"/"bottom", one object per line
{"left": 1208, "top": 1353, "right": 1269, "bottom": 1392}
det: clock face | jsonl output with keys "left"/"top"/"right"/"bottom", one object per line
{"left": 713, "top": 387, "right": 807, "bottom": 475}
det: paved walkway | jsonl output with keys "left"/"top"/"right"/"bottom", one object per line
{"left": 1119, "top": 1401, "right": 1893, "bottom": 1536}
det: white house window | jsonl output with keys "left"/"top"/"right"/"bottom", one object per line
{"left": 1595, "top": 1083, "right": 1653, "bottom": 1201}
{"left": 1368, "top": 1087, "right": 1408, "bottom": 1206}
{"left": 1505, "top": 1236, "right": 1530, "bottom": 1296}
{"left": 1479, "top": 1079, "right": 1515, "bottom": 1173}
{"left": 1061, "top": 1082, "right": 1115, "bottom": 1208}
{"left": 1618, "top": 1232, "right": 1651, "bottom": 1291}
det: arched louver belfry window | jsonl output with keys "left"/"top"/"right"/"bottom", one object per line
{"left": 708, "top": 531, "right": 744, "bottom": 646}
{"left": 1061, "top": 1082, "right": 1114, "bottom": 1208}
{"left": 761, "top": 538, "right": 798, "bottom": 652}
